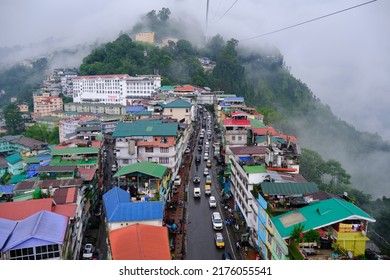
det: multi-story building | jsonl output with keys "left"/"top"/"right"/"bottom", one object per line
{"left": 222, "top": 112, "right": 252, "bottom": 149}
{"left": 153, "top": 99, "right": 193, "bottom": 124}
{"left": 32, "top": 92, "right": 63, "bottom": 120}
{"left": 72, "top": 74, "right": 161, "bottom": 105}
{"left": 135, "top": 32, "right": 155, "bottom": 44}
{"left": 112, "top": 120, "right": 187, "bottom": 176}
{"left": 64, "top": 102, "right": 126, "bottom": 115}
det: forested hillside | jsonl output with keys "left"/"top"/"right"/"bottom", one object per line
{"left": 2, "top": 7, "right": 389, "bottom": 254}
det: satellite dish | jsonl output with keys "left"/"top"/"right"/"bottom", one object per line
{"left": 347, "top": 251, "right": 353, "bottom": 259}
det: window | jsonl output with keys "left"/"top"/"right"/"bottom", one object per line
{"left": 145, "top": 147, "right": 154, "bottom": 153}
{"left": 160, "top": 147, "right": 169, "bottom": 153}
{"left": 186, "top": 109, "right": 189, "bottom": 113}
{"left": 159, "top": 157, "right": 169, "bottom": 164}
{"left": 238, "top": 136, "right": 242, "bottom": 141}
{"left": 232, "top": 136, "right": 236, "bottom": 141}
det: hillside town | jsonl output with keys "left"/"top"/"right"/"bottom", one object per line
{"left": 0, "top": 32, "right": 379, "bottom": 261}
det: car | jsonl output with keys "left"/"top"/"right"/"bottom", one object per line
{"left": 206, "top": 175, "right": 211, "bottom": 184}
{"left": 206, "top": 160, "right": 212, "bottom": 168}
{"left": 193, "top": 175, "right": 201, "bottom": 184}
{"left": 205, "top": 184, "right": 211, "bottom": 195}
{"left": 94, "top": 203, "right": 102, "bottom": 216}
{"left": 209, "top": 196, "right": 217, "bottom": 208}
{"left": 82, "top": 243, "right": 94, "bottom": 259}
{"left": 222, "top": 252, "right": 232, "bottom": 260}
{"left": 198, "top": 145, "right": 202, "bottom": 151}
{"left": 174, "top": 175, "right": 181, "bottom": 186}
{"left": 203, "top": 168, "right": 209, "bottom": 176}
{"left": 205, "top": 143, "right": 210, "bottom": 150}
{"left": 194, "top": 187, "right": 201, "bottom": 198}
{"left": 212, "top": 212, "right": 223, "bottom": 230}
{"left": 204, "top": 152, "right": 209, "bottom": 160}
{"left": 195, "top": 156, "right": 201, "bottom": 163}
{"left": 185, "top": 147, "right": 191, "bottom": 153}
{"left": 215, "top": 232, "right": 225, "bottom": 248}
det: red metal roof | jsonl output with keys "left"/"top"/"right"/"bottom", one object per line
{"left": 109, "top": 224, "right": 171, "bottom": 260}
{"left": 0, "top": 198, "right": 53, "bottom": 221}
{"left": 53, "top": 187, "right": 77, "bottom": 204}
{"left": 174, "top": 85, "right": 195, "bottom": 92}
{"left": 252, "top": 126, "right": 276, "bottom": 136}
{"left": 78, "top": 168, "right": 97, "bottom": 181}
{"left": 52, "top": 204, "right": 77, "bottom": 219}
{"left": 223, "top": 118, "right": 251, "bottom": 126}
{"left": 73, "top": 74, "right": 130, "bottom": 80}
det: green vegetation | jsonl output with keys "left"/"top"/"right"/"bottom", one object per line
{"left": 24, "top": 124, "right": 59, "bottom": 144}
{"left": 3, "top": 103, "right": 25, "bottom": 135}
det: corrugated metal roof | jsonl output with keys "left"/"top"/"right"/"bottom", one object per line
{"left": 261, "top": 182, "right": 318, "bottom": 195}
{"left": 109, "top": 224, "right": 170, "bottom": 260}
{"left": 38, "top": 166, "right": 76, "bottom": 172}
{"left": 0, "top": 198, "right": 53, "bottom": 221}
{"left": 51, "top": 147, "right": 99, "bottom": 155}
{"left": 162, "top": 99, "right": 192, "bottom": 108}
{"left": 272, "top": 198, "right": 376, "bottom": 239}
{"left": 5, "top": 153, "right": 22, "bottom": 164}
{"left": 114, "top": 161, "right": 167, "bottom": 179}
{"left": 2, "top": 210, "right": 68, "bottom": 251}
{"left": 103, "top": 187, "right": 163, "bottom": 223}
{"left": 0, "top": 218, "right": 17, "bottom": 250}
{"left": 112, "top": 120, "right": 179, "bottom": 138}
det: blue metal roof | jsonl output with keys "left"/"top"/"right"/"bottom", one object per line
{"left": 224, "top": 97, "right": 244, "bottom": 102}
{"left": 2, "top": 210, "right": 68, "bottom": 251}
{"left": 126, "top": 106, "right": 146, "bottom": 113}
{"left": 103, "top": 187, "right": 163, "bottom": 222}
{"left": 0, "top": 218, "right": 17, "bottom": 250}
{"left": 0, "top": 185, "right": 15, "bottom": 195}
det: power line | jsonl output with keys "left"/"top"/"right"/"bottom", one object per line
{"left": 241, "top": 0, "right": 378, "bottom": 42}
{"left": 217, "top": 0, "right": 239, "bottom": 22}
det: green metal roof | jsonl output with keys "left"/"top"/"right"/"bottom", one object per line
{"left": 261, "top": 182, "right": 318, "bottom": 195}
{"left": 112, "top": 120, "right": 179, "bottom": 138}
{"left": 272, "top": 198, "right": 376, "bottom": 239}
{"left": 133, "top": 111, "right": 152, "bottom": 116}
{"left": 6, "top": 153, "right": 22, "bottom": 164}
{"left": 114, "top": 161, "right": 168, "bottom": 179}
{"left": 160, "top": 86, "right": 174, "bottom": 91}
{"left": 50, "top": 157, "right": 98, "bottom": 166}
{"left": 50, "top": 147, "right": 99, "bottom": 156}
{"left": 9, "top": 173, "right": 26, "bottom": 184}
{"left": 250, "top": 118, "right": 267, "bottom": 129}
{"left": 242, "top": 164, "right": 267, "bottom": 174}
{"left": 161, "top": 99, "right": 192, "bottom": 108}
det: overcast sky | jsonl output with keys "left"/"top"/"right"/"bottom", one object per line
{"left": 1, "top": 0, "right": 389, "bottom": 140}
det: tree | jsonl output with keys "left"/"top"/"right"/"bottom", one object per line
{"left": 158, "top": 8, "right": 171, "bottom": 22}
{"left": 3, "top": 103, "right": 25, "bottom": 135}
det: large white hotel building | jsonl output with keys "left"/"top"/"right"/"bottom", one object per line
{"left": 72, "top": 74, "right": 161, "bottom": 105}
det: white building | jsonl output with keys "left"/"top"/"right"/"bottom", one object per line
{"left": 72, "top": 74, "right": 161, "bottom": 105}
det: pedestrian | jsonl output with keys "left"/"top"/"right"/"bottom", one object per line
{"left": 236, "top": 241, "right": 241, "bottom": 251}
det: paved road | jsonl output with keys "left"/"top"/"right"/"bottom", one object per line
{"left": 185, "top": 113, "right": 236, "bottom": 260}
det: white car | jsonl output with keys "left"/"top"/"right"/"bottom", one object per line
{"left": 204, "top": 152, "right": 209, "bottom": 160}
{"left": 212, "top": 212, "right": 223, "bottom": 230}
{"left": 82, "top": 243, "right": 93, "bottom": 259}
{"left": 209, "top": 196, "right": 217, "bottom": 208}
{"left": 174, "top": 175, "right": 181, "bottom": 186}
{"left": 203, "top": 168, "right": 209, "bottom": 176}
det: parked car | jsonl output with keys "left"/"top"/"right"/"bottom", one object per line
{"left": 82, "top": 243, "right": 94, "bottom": 259}
{"left": 203, "top": 168, "right": 209, "bottom": 176}
{"left": 193, "top": 175, "right": 201, "bottom": 184}
{"left": 185, "top": 147, "right": 191, "bottom": 153}
{"left": 211, "top": 212, "right": 223, "bottom": 230}
{"left": 204, "top": 152, "right": 209, "bottom": 160}
{"left": 215, "top": 232, "right": 225, "bottom": 248}
{"left": 209, "top": 196, "right": 217, "bottom": 208}
{"left": 174, "top": 175, "right": 181, "bottom": 186}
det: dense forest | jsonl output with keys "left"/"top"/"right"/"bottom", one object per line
{"left": 1, "top": 8, "right": 389, "bottom": 255}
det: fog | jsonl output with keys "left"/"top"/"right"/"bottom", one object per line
{"left": 1, "top": 0, "right": 389, "bottom": 197}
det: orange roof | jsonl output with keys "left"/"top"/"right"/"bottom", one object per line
{"left": 79, "top": 168, "right": 97, "bottom": 181}
{"left": 174, "top": 85, "right": 195, "bottom": 92}
{"left": 109, "top": 224, "right": 171, "bottom": 260}
{"left": 0, "top": 198, "right": 53, "bottom": 221}
{"left": 252, "top": 126, "right": 276, "bottom": 136}
{"left": 52, "top": 204, "right": 77, "bottom": 219}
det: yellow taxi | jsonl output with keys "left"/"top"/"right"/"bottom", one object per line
{"left": 206, "top": 175, "right": 211, "bottom": 185}
{"left": 206, "top": 160, "right": 212, "bottom": 168}
{"left": 215, "top": 232, "right": 225, "bottom": 248}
